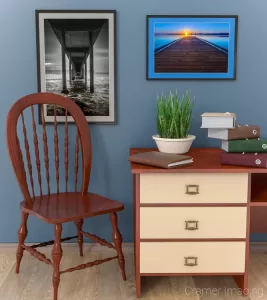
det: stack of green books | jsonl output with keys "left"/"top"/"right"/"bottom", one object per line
{"left": 221, "top": 137, "right": 267, "bottom": 153}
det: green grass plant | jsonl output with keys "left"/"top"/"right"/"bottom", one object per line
{"left": 157, "top": 90, "right": 194, "bottom": 139}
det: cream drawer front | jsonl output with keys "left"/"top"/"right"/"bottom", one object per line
{"left": 140, "top": 242, "right": 246, "bottom": 274}
{"left": 140, "top": 207, "right": 247, "bottom": 239}
{"left": 140, "top": 173, "right": 248, "bottom": 204}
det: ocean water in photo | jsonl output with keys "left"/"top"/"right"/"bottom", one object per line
{"left": 46, "top": 73, "right": 109, "bottom": 116}
{"left": 155, "top": 35, "right": 181, "bottom": 51}
{"left": 155, "top": 34, "right": 229, "bottom": 52}
{"left": 196, "top": 35, "right": 229, "bottom": 51}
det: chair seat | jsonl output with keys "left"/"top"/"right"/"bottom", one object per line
{"left": 20, "top": 192, "right": 124, "bottom": 224}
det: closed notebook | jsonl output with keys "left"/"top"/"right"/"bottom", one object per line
{"left": 221, "top": 152, "right": 267, "bottom": 168}
{"left": 208, "top": 125, "right": 260, "bottom": 140}
{"left": 128, "top": 151, "right": 193, "bottom": 169}
{"left": 221, "top": 139, "right": 267, "bottom": 153}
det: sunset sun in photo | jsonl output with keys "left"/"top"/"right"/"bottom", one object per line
{"left": 183, "top": 30, "right": 191, "bottom": 36}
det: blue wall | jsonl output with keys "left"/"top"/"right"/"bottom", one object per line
{"left": 1, "top": 0, "right": 267, "bottom": 242}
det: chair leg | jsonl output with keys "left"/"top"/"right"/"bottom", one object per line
{"left": 51, "top": 224, "right": 63, "bottom": 300}
{"left": 16, "top": 211, "right": 29, "bottom": 274}
{"left": 75, "top": 219, "right": 84, "bottom": 257}
{"left": 110, "top": 212, "right": 126, "bottom": 281}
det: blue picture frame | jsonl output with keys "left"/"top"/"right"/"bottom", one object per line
{"left": 147, "top": 15, "right": 238, "bottom": 80}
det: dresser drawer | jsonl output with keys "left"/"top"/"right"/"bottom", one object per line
{"left": 140, "top": 173, "right": 248, "bottom": 204}
{"left": 140, "top": 242, "right": 246, "bottom": 274}
{"left": 140, "top": 207, "right": 247, "bottom": 239}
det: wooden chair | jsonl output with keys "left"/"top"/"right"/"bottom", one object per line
{"left": 6, "top": 93, "right": 126, "bottom": 300}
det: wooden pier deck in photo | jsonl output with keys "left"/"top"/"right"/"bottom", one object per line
{"left": 155, "top": 36, "right": 228, "bottom": 73}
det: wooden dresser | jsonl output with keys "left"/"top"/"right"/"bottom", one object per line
{"left": 130, "top": 148, "right": 267, "bottom": 298}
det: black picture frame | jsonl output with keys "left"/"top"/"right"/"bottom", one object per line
{"left": 146, "top": 15, "right": 238, "bottom": 80}
{"left": 36, "top": 10, "right": 117, "bottom": 124}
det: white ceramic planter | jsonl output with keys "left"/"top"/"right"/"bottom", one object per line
{"left": 152, "top": 135, "right": 196, "bottom": 154}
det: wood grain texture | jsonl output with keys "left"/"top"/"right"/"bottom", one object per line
{"left": 60, "top": 256, "right": 118, "bottom": 274}
{"left": 250, "top": 207, "right": 267, "bottom": 233}
{"left": 248, "top": 253, "right": 267, "bottom": 300}
{"left": 134, "top": 174, "right": 141, "bottom": 298}
{"left": 75, "top": 129, "right": 80, "bottom": 192}
{"left": 16, "top": 212, "right": 28, "bottom": 274}
{"left": 130, "top": 148, "right": 267, "bottom": 174}
{"left": 131, "top": 148, "right": 256, "bottom": 297}
{"left": 20, "top": 192, "right": 124, "bottom": 224}
{"left": 193, "top": 276, "right": 249, "bottom": 300}
{"left": 6, "top": 93, "right": 93, "bottom": 205}
{"left": 23, "top": 245, "right": 52, "bottom": 265}
{"left": 0, "top": 252, "right": 16, "bottom": 289}
{"left": 64, "top": 109, "right": 69, "bottom": 193}
{"left": 233, "top": 174, "right": 251, "bottom": 294}
{"left": 16, "top": 136, "right": 30, "bottom": 203}
{"left": 0, "top": 248, "right": 266, "bottom": 300}
{"left": 0, "top": 254, "right": 44, "bottom": 300}
{"left": 250, "top": 173, "right": 267, "bottom": 233}
{"left": 110, "top": 212, "right": 127, "bottom": 281}
{"left": 31, "top": 106, "right": 43, "bottom": 196}
{"left": 250, "top": 173, "right": 267, "bottom": 204}
{"left": 250, "top": 202, "right": 267, "bottom": 207}
{"left": 81, "top": 231, "right": 116, "bottom": 250}
{"left": 21, "top": 112, "right": 35, "bottom": 198}
{"left": 142, "top": 276, "right": 199, "bottom": 300}
{"left": 54, "top": 105, "right": 60, "bottom": 194}
{"left": 57, "top": 250, "right": 101, "bottom": 300}
{"left": 155, "top": 36, "right": 228, "bottom": 73}
{"left": 75, "top": 220, "right": 84, "bottom": 256}
{"left": 52, "top": 224, "right": 63, "bottom": 300}
{"left": 41, "top": 104, "right": 50, "bottom": 195}
{"left": 6, "top": 93, "right": 126, "bottom": 300}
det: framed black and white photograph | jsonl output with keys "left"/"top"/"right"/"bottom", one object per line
{"left": 36, "top": 10, "right": 116, "bottom": 123}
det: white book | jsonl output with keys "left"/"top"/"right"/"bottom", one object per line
{"left": 221, "top": 140, "right": 230, "bottom": 152}
{"left": 208, "top": 128, "right": 230, "bottom": 139}
{"left": 201, "top": 112, "right": 236, "bottom": 129}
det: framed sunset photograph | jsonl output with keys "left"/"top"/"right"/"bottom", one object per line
{"left": 147, "top": 15, "right": 238, "bottom": 80}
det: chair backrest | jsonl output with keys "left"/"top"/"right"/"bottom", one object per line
{"left": 6, "top": 93, "right": 92, "bottom": 207}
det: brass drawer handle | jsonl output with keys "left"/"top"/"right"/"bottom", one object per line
{"left": 184, "top": 257, "right": 198, "bottom": 267}
{"left": 186, "top": 185, "right": 199, "bottom": 195}
{"left": 185, "top": 220, "right": 199, "bottom": 230}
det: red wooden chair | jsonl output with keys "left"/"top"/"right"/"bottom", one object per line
{"left": 6, "top": 93, "right": 126, "bottom": 300}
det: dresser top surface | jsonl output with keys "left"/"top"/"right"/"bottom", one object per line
{"left": 130, "top": 148, "right": 267, "bottom": 174}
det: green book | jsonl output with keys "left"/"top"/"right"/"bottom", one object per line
{"left": 221, "top": 139, "right": 267, "bottom": 152}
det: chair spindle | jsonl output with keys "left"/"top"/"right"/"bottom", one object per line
{"left": 41, "top": 105, "right": 50, "bottom": 195}
{"left": 64, "top": 110, "right": 69, "bottom": 192}
{"left": 54, "top": 105, "right": 60, "bottom": 194}
{"left": 75, "top": 129, "right": 79, "bottom": 192}
{"left": 16, "top": 136, "right": 29, "bottom": 198}
{"left": 31, "top": 106, "right": 42, "bottom": 196}
{"left": 21, "top": 112, "right": 35, "bottom": 198}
